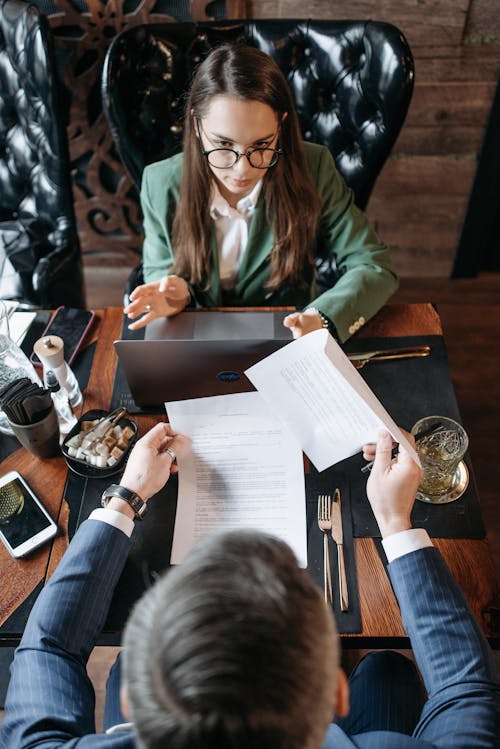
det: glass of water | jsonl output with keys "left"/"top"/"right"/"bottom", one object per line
{"left": 0, "top": 301, "right": 41, "bottom": 435}
{"left": 411, "top": 415, "right": 469, "bottom": 503}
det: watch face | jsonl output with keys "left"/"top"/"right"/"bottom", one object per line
{"left": 127, "top": 494, "right": 143, "bottom": 514}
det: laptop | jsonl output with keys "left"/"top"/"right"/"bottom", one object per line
{"left": 114, "top": 310, "right": 292, "bottom": 410}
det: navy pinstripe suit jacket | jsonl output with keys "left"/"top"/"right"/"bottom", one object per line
{"left": 1, "top": 519, "right": 498, "bottom": 747}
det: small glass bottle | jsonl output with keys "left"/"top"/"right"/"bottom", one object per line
{"left": 33, "top": 335, "right": 82, "bottom": 408}
{"left": 0, "top": 301, "right": 42, "bottom": 435}
{"left": 44, "top": 369, "right": 78, "bottom": 438}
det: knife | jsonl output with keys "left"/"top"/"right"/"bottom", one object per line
{"left": 347, "top": 345, "right": 431, "bottom": 363}
{"left": 331, "top": 488, "right": 349, "bottom": 612}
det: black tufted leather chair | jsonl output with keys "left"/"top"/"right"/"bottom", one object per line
{"left": 0, "top": 0, "right": 85, "bottom": 308}
{"left": 102, "top": 19, "right": 414, "bottom": 295}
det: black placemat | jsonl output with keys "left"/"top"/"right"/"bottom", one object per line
{"left": 64, "top": 467, "right": 180, "bottom": 632}
{"left": 344, "top": 451, "right": 483, "bottom": 539}
{"left": 343, "top": 335, "right": 458, "bottom": 432}
{"left": 310, "top": 334, "right": 485, "bottom": 539}
{"left": 0, "top": 647, "right": 14, "bottom": 708}
{"left": 307, "top": 452, "right": 483, "bottom": 540}
{"left": 306, "top": 470, "right": 360, "bottom": 633}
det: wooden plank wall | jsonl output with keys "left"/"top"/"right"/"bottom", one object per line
{"left": 247, "top": 1, "right": 500, "bottom": 276}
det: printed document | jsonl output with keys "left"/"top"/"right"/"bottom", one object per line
{"left": 246, "top": 328, "right": 419, "bottom": 471}
{"left": 167, "top": 391, "right": 307, "bottom": 566}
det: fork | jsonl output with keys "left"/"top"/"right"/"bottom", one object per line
{"left": 317, "top": 494, "right": 333, "bottom": 604}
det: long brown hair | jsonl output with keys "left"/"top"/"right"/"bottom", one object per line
{"left": 171, "top": 44, "right": 321, "bottom": 289}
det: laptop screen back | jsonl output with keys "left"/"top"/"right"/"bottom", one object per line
{"left": 144, "top": 310, "right": 289, "bottom": 341}
{"left": 114, "top": 311, "right": 292, "bottom": 409}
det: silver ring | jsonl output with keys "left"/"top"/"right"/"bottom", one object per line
{"left": 164, "top": 447, "right": 176, "bottom": 462}
{"left": 145, "top": 303, "right": 152, "bottom": 312}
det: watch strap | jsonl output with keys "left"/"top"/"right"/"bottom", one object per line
{"left": 101, "top": 484, "right": 147, "bottom": 520}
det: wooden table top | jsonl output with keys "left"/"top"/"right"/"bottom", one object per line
{"left": 1, "top": 303, "right": 499, "bottom": 647}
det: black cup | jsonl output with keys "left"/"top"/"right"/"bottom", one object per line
{"left": 8, "top": 406, "right": 61, "bottom": 458}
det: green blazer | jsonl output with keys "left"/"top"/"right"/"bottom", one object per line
{"left": 140, "top": 142, "right": 398, "bottom": 342}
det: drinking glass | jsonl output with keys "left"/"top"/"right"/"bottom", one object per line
{"left": 411, "top": 415, "right": 469, "bottom": 503}
{"left": 0, "top": 301, "right": 42, "bottom": 435}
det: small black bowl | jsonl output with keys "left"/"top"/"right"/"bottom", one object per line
{"left": 62, "top": 409, "right": 138, "bottom": 478}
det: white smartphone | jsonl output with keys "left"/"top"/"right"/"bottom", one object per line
{"left": 0, "top": 471, "right": 57, "bottom": 558}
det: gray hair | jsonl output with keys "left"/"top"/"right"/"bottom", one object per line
{"left": 123, "top": 529, "right": 338, "bottom": 749}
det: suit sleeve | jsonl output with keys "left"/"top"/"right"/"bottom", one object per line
{"left": 388, "top": 547, "right": 500, "bottom": 748}
{"left": 0, "top": 519, "right": 133, "bottom": 748}
{"left": 307, "top": 146, "right": 399, "bottom": 342}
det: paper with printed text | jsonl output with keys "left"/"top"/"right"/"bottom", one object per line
{"left": 245, "top": 329, "right": 420, "bottom": 471}
{"left": 167, "top": 391, "right": 307, "bottom": 566}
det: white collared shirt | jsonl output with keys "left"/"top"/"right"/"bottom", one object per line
{"left": 210, "top": 180, "right": 262, "bottom": 290}
{"left": 382, "top": 528, "right": 433, "bottom": 562}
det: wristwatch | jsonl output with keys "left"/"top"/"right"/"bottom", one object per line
{"left": 101, "top": 484, "right": 147, "bottom": 520}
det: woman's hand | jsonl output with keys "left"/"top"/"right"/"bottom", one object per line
{"left": 283, "top": 309, "right": 325, "bottom": 338}
{"left": 124, "top": 275, "right": 191, "bottom": 330}
{"left": 120, "top": 422, "right": 190, "bottom": 501}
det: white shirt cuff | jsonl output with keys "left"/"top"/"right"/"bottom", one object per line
{"left": 382, "top": 528, "right": 433, "bottom": 563}
{"left": 89, "top": 508, "right": 135, "bottom": 538}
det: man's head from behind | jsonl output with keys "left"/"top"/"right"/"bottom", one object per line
{"left": 123, "top": 530, "right": 339, "bottom": 749}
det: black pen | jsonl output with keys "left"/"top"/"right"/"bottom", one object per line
{"left": 361, "top": 421, "right": 444, "bottom": 473}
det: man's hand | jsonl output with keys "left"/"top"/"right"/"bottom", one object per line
{"left": 120, "top": 422, "right": 189, "bottom": 501}
{"left": 364, "top": 430, "right": 423, "bottom": 538}
{"left": 124, "top": 275, "right": 191, "bottom": 330}
{"left": 283, "top": 309, "right": 324, "bottom": 338}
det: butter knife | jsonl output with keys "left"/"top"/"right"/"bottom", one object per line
{"left": 347, "top": 345, "right": 431, "bottom": 366}
{"left": 331, "top": 488, "right": 349, "bottom": 612}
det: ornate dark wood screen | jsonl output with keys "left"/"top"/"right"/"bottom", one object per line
{"left": 34, "top": 0, "right": 247, "bottom": 267}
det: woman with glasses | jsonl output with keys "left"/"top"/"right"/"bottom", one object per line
{"left": 124, "top": 44, "right": 398, "bottom": 342}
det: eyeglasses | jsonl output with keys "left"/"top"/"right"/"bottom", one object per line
{"left": 196, "top": 118, "right": 283, "bottom": 170}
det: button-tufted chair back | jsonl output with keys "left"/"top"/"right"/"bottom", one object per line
{"left": 102, "top": 19, "right": 414, "bottom": 294}
{"left": 0, "top": 0, "right": 85, "bottom": 307}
